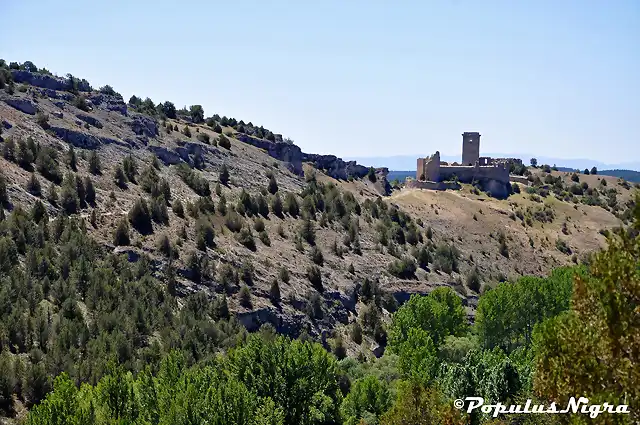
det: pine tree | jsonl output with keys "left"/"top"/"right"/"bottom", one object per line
{"left": 88, "top": 151, "right": 101, "bottom": 175}
{"left": 219, "top": 164, "right": 230, "bottom": 185}
{"left": 268, "top": 174, "right": 278, "bottom": 194}
{"left": 47, "top": 182, "right": 58, "bottom": 206}
{"left": 270, "top": 279, "right": 281, "bottom": 304}
{"left": 67, "top": 146, "right": 77, "bottom": 171}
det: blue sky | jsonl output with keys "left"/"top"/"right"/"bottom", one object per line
{"left": 2, "top": 1, "right": 639, "bottom": 165}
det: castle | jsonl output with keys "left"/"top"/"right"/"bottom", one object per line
{"left": 412, "top": 132, "right": 522, "bottom": 197}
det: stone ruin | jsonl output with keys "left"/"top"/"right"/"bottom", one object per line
{"left": 410, "top": 132, "right": 519, "bottom": 198}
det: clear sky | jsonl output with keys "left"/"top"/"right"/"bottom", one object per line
{"left": 2, "top": 1, "right": 639, "bottom": 163}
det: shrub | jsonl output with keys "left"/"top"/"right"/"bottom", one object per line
{"left": 88, "top": 151, "right": 101, "bottom": 174}
{"left": 415, "top": 246, "right": 431, "bottom": 269}
{"left": 47, "top": 182, "right": 58, "bottom": 205}
{"left": 239, "top": 285, "right": 252, "bottom": 308}
{"left": 309, "top": 246, "right": 324, "bottom": 265}
{"left": 284, "top": 193, "right": 299, "bottom": 217}
{"left": 224, "top": 211, "right": 243, "bottom": 233}
{"left": 498, "top": 232, "right": 509, "bottom": 258}
{"left": 270, "top": 279, "right": 281, "bottom": 304}
{"left": 351, "top": 322, "right": 363, "bottom": 344}
{"left": 433, "top": 243, "right": 459, "bottom": 274}
{"left": 72, "top": 95, "right": 89, "bottom": 111}
{"left": 196, "top": 132, "right": 210, "bottom": 144}
{"left": 367, "top": 167, "right": 377, "bottom": 183}
{"left": 270, "top": 193, "right": 283, "bottom": 217}
{"left": 218, "top": 134, "right": 231, "bottom": 149}
{"left": 60, "top": 172, "right": 79, "bottom": 214}
{"left": 113, "top": 219, "right": 130, "bottom": 246}
{"left": 259, "top": 231, "right": 271, "bottom": 246}
{"left": 175, "top": 164, "right": 210, "bottom": 196}
{"left": 149, "top": 195, "right": 169, "bottom": 224}
{"left": 0, "top": 173, "right": 8, "bottom": 206}
{"left": 267, "top": 174, "right": 278, "bottom": 194}
{"left": 182, "top": 125, "right": 192, "bottom": 137}
{"left": 298, "top": 219, "right": 316, "bottom": 245}
{"left": 128, "top": 198, "right": 153, "bottom": 234}
{"left": 84, "top": 177, "right": 95, "bottom": 204}
{"left": 35, "top": 112, "right": 49, "bottom": 129}
{"left": 240, "top": 260, "right": 254, "bottom": 285}
{"left": 252, "top": 218, "right": 265, "bottom": 233}
{"left": 236, "top": 226, "right": 256, "bottom": 251}
{"left": 122, "top": 154, "right": 137, "bottom": 183}
{"left": 26, "top": 173, "right": 41, "bottom": 196}
{"left": 388, "top": 257, "right": 417, "bottom": 278}
{"left": 466, "top": 267, "right": 481, "bottom": 292}
{"left": 156, "top": 234, "right": 173, "bottom": 257}
{"left": 556, "top": 239, "right": 572, "bottom": 255}
{"left": 173, "top": 199, "right": 184, "bottom": 217}
{"left": 307, "top": 265, "right": 323, "bottom": 292}
{"left": 36, "top": 147, "right": 62, "bottom": 184}
{"left": 279, "top": 266, "right": 290, "bottom": 283}
{"left": 113, "top": 165, "right": 127, "bottom": 189}
{"left": 219, "top": 164, "right": 229, "bottom": 185}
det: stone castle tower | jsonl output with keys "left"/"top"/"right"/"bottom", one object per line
{"left": 461, "top": 132, "right": 481, "bottom": 166}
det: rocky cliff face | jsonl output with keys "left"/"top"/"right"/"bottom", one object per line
{"left": 11, "top": 69, "right": 92, "bottom": 92}
{"left": 235, "top": 133, "right": 385, "bottom": 182}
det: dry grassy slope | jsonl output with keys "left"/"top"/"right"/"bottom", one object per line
{"left": 1, "top": 86, "right": 637, "bottom": 349}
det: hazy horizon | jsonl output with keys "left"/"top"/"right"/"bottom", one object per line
{"left": 3, "top": 1, "right": 638, "bottom": 164}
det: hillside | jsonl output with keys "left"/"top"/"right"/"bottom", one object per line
{"left": 0, "top": 60, "right": 639, "bottom": 423}
{"left": 1, "top": 61, "right": 638, "bottom": 335}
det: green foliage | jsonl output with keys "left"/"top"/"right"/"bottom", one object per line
{"left": 88, "top": 151, "right": 101, "bottom": 175}
{"left": 367, "top": 167, "right": 377, "bottom": 183}
{"left": 60, "top": 172, "right": 80, "bottom": 214}
{"left": 476, "top": 267, "right": 579, "bottom": 352}
{"left": 270, "top": 193, "right": 283, "bottom": 217}
{"left": 389, "top": 287, "right": 467, "bottom": 353}
{"left": 267, "top": 174, "right": 278, "bottom": 194}
{"left": 175, "top": 163, "right": 210, "bottom": 196}
{"left": 298, "top": 219, "right": 315, "bottom": 245}
{"left": 128, "top": 197, "right": 153, "bottom": 234}
{"left": 113, "top": 218, "right": 130, "bottom": 246}
{"left": 36, "top": 147, "right": 62, "bottom": 184}
{"left": 387, "top": 257, "right": 416, "bottom": 279}
{"left": 219, "top": 163, "right": 230, "bottom": 185}
{"left": 465, "top": 266, "right": 481, "bottom": 292}
{"left": 113, "top": 165, "right": 127, "bottom": 189}
{"left": 284, "top": 192, "right": 299, "bottom": 217}
{"left": 237, "top": 226, "right": 256, "bottom": 251}
{"left": 309, "top": 245, "right": 324, "bottom": 265}
{"left": 122, "top": 154, "right": 137, "bottom": 183}
{"left": 219, "top": 134, "right": 231, "bottom": 149}
{"left": 239, "top": 285, "right": 252, "bottom": 308}
{"left": 189, "top": 104, "right": 205, "bottom": 123}
{"left": 432, "top": 242, "right": 459, "bottom": 274}
{"left": 0, "top": 173, "right": 8, "bottom": 206}
{"left": 533, "top": 198, "right": 639, "bottom": 423}
{"left": 380, "top": 382, "right": 467, "bottom": 425}
{"left": 269, "top": 279, "right": 280, "bottom": 304}
{"left": 307, "top": 265, "right": 323, "bottom": 291}
{"left": 195, "top": 217, "right": 215, "bottom": 250}
{"left": 340, "top": 375, "right": 390, "bottom": 425}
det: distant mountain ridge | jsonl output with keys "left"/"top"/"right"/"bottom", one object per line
{"left": 387, "top": 169, "right": 640, "bottom": 183}
{"left": 348, "top": 154, "right": 640, "bottom": 174}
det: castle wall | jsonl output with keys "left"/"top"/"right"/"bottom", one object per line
{"left": 416, "top": 158, "right": 427, "bottom": 180}
{"left": 416, "top": 151, "right": 441, "bottom": 181}
{"left": 438, "top": 164, "right": 509, "bottom": 185}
